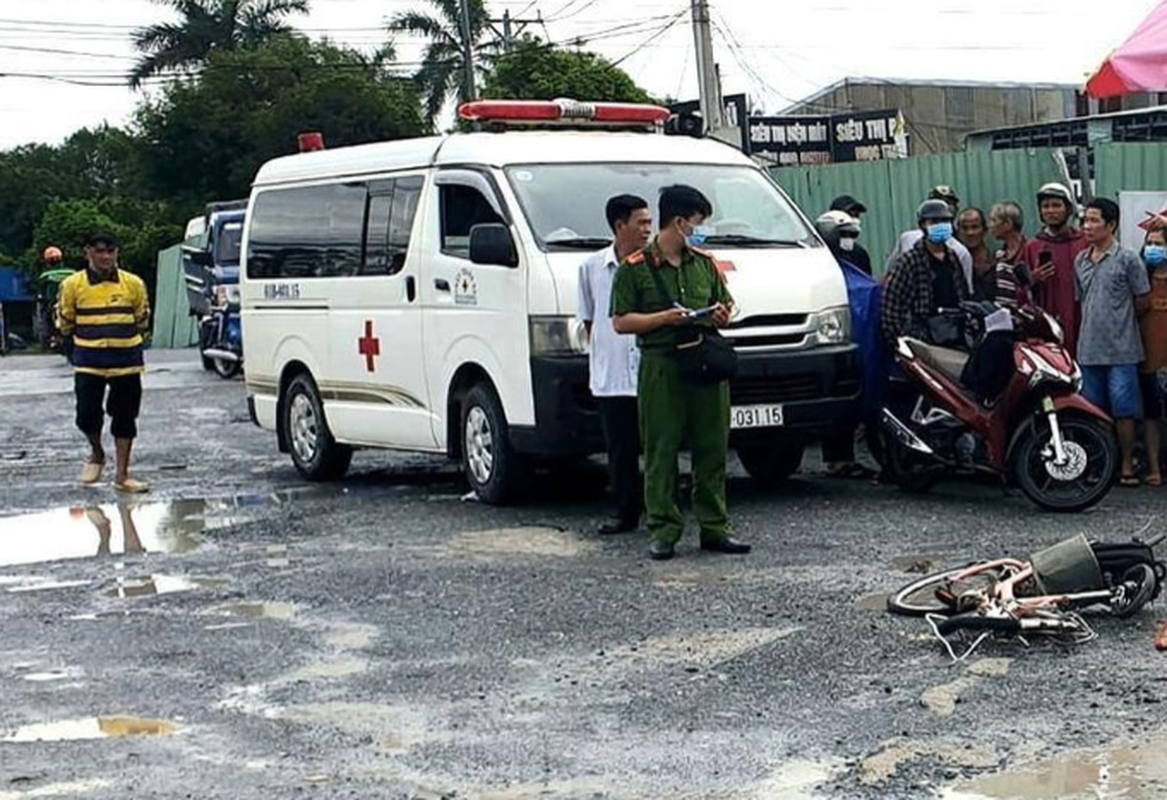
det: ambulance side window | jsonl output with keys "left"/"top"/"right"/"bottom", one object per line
{"left": 440, "top": 184, "right": 503, "bottom": 259}
{"left": 363, "top": 176, "right": 424, "bottom": 276}
{"left": 248, "top": 183, "right": 365, "bottom": 279}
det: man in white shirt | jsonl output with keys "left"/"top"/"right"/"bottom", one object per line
{"left": 886, "top": 185, "right": 974, "bottom": 291}
{"left": 578, "top": 194, "right": 653, "bottom": 534}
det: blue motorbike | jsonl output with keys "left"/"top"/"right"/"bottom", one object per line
{"left": 183, "top": 204, "right": 245, "bottom": 379}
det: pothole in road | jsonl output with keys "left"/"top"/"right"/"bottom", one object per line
{"left": 0, "top": 489, "right": 319, "bottom": 568}
{"left": 445, "top": 527, "right": 595, "bottom": 559}
{"left": 891, "top": 553, "right": 945, "bottom": 574}
{"left": 2, "top": 716, "right": 178, "bottom": 742}
{"left": 856, "top": 592, "right": 890, "bottom": 611}
{"left": 208, "top": 601, "right": 298, "bottom": 620}
{"left": 940, "top": 730, "right": 1167, "bottom": 798}
{"left": 104, "top": 575, "right": 230, "bottom": 598}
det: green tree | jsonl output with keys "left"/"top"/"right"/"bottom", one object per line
{"left": 31, "top": 198, "right": 183, "bottom": 294}
{"left": 388, "top": 0, "right": 501, "bottom": 122}
{"left": 130, "top": 0, "right": 310, "bottom": 88}
{"left": 0, "top": 126, "right": 151, "bottom": 269}
{"left": 482, "top": 39, "right": 654, "bottom": 104}
{"left": 134, "top": 35, "right": 426, "bottom": 208}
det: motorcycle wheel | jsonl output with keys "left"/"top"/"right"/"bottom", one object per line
{"left": 212, "top": 357, "right": 241, "bottom": 379}
{"left": 884, "top": 433, "right": 942, "bottom": 494}
{"left": 1012, "top": 411, "right": 1118, "bottom": 513}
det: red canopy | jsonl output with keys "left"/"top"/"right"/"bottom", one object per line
{"left": 1087, "top": 0, "right": 1167, "bottom": 98}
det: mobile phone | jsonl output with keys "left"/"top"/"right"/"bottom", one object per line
{"left": 1038, "top": 250, "right": 1053, "bottom": 267}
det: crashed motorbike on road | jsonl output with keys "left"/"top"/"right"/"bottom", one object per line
{"left": 880, "top": 271, "right": 1119, "bottom": 513}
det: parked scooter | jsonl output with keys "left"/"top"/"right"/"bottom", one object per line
{"left": 880, "top": 270, "right": 1118, "bottom": 512}
{"left": 183, "top": 205, "right": 245, "bottom": 379}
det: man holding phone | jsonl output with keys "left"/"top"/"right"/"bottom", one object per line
{"left": 1023, "top": 183, "right": 1088, "bottom": 356}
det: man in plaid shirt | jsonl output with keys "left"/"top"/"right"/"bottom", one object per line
{"left": 882, "top": 199, "right": 971, "bottom": 347}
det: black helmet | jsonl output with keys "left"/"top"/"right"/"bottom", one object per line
{"left": 815, "top": 210, "right": 860, "bottom": 248}
{"left": 917, "top": 199, "right": 954, "bottom": 224}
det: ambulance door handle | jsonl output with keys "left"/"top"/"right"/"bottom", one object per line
{"left": 405, "top": 276, "right": 417, "bottom": 303}
{"left": 434, "top": 278, "right": 451, "bottom": 293}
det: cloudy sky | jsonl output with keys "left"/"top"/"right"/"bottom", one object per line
{"left": 0, "top": 0, "right": 1160, "bottom": 150}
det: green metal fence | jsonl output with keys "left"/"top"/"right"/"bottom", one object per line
{"left": 1095, "top": 143, "right": 1167, "bottom": 201}
{"left": 151, "top": 244, "right": 199, "bottom": 349}
{"left": 771, "top": 148, "right": 1067, "bottom": 274}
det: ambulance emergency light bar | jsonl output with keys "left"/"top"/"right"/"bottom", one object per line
{"left": 458, "top": 99, "right": 672, "bottom": 128}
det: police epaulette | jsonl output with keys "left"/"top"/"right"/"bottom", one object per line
{"left": 624, "top": 251, "right": 646, "bottom": 266}
{"left": 690, "top": 246, "right": 715, "bottom": 259}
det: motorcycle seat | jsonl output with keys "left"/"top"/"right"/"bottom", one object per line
{"left": 904, "top": 338, "right": 970, "bottom": 386}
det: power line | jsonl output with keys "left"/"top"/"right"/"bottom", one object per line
{"left": 609, "top": 8, "right": 686, "bottom": 67}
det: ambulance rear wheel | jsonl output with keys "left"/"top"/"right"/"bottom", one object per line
{"left": 284, "top": 374, "right": 352, "bottom": 481}
{"left": 461, "top": 383, "right": 527, "bottom": 505}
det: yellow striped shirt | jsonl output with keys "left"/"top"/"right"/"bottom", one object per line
{"left": 57, "top": 269, "right": 150, "bottom": 377}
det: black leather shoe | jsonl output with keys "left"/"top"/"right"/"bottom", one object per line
{"left": 700, "top": 538, "right": 752, "bottom": 555}
{"left": 597, "top": 516, "right": 640, "bottom": 535}
{"left": 648, "top": 541, "right": 676, "bottom": 561}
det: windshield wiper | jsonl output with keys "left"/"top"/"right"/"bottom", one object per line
{"left": 702, "top": 234, "right": 808, "bottom": 248}
{"left": 545, "top": 237, "right": 613, "bottom": 249}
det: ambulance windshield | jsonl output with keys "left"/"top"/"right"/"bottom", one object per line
{"left": 505, "top": 163, "right": 818, "bottom": 251}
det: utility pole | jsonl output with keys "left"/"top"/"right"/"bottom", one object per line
{"left": 690, "top": 0, "right": 723, "bottom": 131}
{"left": 502, "top": 9, "right": 513, "bottom": 53}
{"left": 460, "top": 0, "right": 477, "bottom": 102}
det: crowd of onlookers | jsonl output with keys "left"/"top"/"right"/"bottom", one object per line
{"left": 815, "top": 183, "right": 1167, "bottom": 488}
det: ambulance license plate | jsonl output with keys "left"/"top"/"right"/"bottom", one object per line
{"left": 731, "top": 404, "right": 784, "bottom": 429}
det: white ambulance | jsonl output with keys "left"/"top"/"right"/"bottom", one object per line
{"left": 241, "top": 100, "right": 860, "bottom": 503}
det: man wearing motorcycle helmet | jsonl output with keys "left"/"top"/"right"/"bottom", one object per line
{"left": 882, "top": 199, "right": 970, "bottom": 347}
{"left": 1023, "top": 182, "right": 1088, "bottom": 356}
{"left": 885, "top": 185, "right": 974, "bottom": 290}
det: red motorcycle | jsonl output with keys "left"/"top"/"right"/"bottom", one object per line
{"left": 880, "top": 291, "right": 1119, "bottom": 512}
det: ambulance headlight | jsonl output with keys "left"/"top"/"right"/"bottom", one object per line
{"left": 529, "top": 316, "right": 588, "bottom": 356}
{"left": 811, "top": 305, "right": 851, "bottom": 345}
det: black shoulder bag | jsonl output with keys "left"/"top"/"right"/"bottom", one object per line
{"left": 647, "top": 261, "right": 737, "bottom": 385}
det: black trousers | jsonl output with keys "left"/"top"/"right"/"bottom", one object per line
{"left": 75, "top": 373, "right": 143, "bottom": 439}
{"left": 597, "top": 396, "right": 642, "bottom": 521}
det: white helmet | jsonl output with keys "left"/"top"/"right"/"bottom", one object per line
{"left": 1036, "top": 182, "right": 1074, "bottom": 205}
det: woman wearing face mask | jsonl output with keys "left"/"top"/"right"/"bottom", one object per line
{"left": 1138, "top": 227, "right": 1167, "bottom": 487}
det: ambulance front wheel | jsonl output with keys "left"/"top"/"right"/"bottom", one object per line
{"left": 461, "top": 383, "right": 528, "bottom": 505}
{"left": 284, "top": 374, "right": 352, "bottom": 481}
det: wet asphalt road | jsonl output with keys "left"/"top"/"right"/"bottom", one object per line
{"left": 2, "top": 350, "right": 1167, "bottom": 800}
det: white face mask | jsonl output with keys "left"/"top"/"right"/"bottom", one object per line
{"left": 839, "top": 237, "right": 857, "bottom": 252}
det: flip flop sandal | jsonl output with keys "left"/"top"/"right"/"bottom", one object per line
{"left": 113, "top": 478, "right": 150, "bottom": 494}
{"left": 79, "top": 461, "right": 104, "bottom": 485}
{"left": 1120, "top": 474, "right": 1141, "bottom": 488}
{"left": 1147, "top": 474, "right": 1163, "bottom": 487}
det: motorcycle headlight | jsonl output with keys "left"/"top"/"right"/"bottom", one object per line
{"left": 529, "top": 316, "right": 588, "bottom": 356}
{"left": 214, "top": 285, "right": 241, "bottom": 306}
{"left": 811, "top": 305, "right": 851, "bottom": 346}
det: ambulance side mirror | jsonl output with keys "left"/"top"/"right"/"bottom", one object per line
{"left": 469, "top": 223, "right": 518, "bottom": 268}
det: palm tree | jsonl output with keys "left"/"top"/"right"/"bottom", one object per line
{"left": 129, "top": 0, "right": 310, "bottom": 88}
{"left": 388, "top": 0, "right": 501, "bottom": 122}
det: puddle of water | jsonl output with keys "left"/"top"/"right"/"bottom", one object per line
{"left": 942, "top": 731, "right": 1167, "bottom": 800}
{"left": 7, "top": 579, "right": 92, "bottom": 594}
{"left": 104, "top": 575, "right": 229, "bottom": 598}
{"left": 861, "top": 741, "right": 998, "bottom": 787}
{"left": 2, "top": 716, "right": 176, "bottom": 742}
{"left": 892, "top": 553, "right": 945, "bottom": 574}
{"left": 208, "top": 602, "right": 298, "bottom": 620}
{"left": 0, "top": 489, "right": 315, "bottom": 568}
{"left": 21, "top": 669, "right": 80, "bottom": 683}
{"left": 0, "top": 778, "right": 113, "bottom": 799}
{"left": 753, "top": 758, "right": 844, "bottom": 799}
{"left": 445, "top": 527, "right": 594, "bottom": 559}
{"left": 856, "top": 592, "right": 890, "bottom": 612}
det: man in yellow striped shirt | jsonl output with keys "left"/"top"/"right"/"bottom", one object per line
{"left": 57, "top": 231, "right": 151, "bottom": 493}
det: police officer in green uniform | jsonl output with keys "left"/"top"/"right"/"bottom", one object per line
{"left": 611, "top": 185, "right": 751, "bottom": 561}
